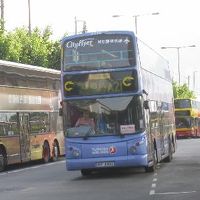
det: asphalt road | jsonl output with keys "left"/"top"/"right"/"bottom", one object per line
{"left": 1, "top": 139, "right": 200, "bottom": 200}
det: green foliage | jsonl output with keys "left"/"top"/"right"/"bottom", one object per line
{"left": 173, "top": 81, "right": 196, "bottom": 99}
{"left": 0, "top": 30, "right": 9, "bottom": 58}
{"left": 0, "top": 26, "right": 61, "bottom": 69}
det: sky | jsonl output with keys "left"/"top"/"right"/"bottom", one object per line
{"left": 3, "top": 0, "right": 200, "bottom": 93}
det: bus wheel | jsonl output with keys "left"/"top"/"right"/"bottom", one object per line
{"left": 81, "top": 169, "right": 92, "bottom": 176}
{"left": 145, "top": 149, "right": 157, "bottom": 173}
{"left": 52, "top": 142, "right": 59, "bottom": 162}
{"left": 164, "top": 138, "right": 173, "bottom": 162}
{"left": 43, "top": 142, "right": 50, "bottom": 163}
{"left": 0, "top": 150, "right": 6, "bottom": 172}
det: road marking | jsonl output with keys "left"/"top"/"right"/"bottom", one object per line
{"left": 149, "top": 171, "right": 158, "bottom": 195}
{"left": 149, "top": 190, "right": 155, "bottom": 195}
{"left": 151, "top": 183, "right": 156, "bottom": 188}
{"left": 20, "top": 187, "right": 36, "bottom": 192}
{"left": 0, "top": 160, "right": 65, "bottom": 176}
{"left": 154, "top": 191, "right": 197, "bottom": 195}
{"left": 148, "top": 163, "right": 197, "bottom": 196}
{"left": 156, "top": 163, "right": 160, "bottom": 169}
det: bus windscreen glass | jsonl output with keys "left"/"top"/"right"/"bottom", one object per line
{"left": 174, "top": 99, "right": 191, "bottom": 108}
{"left": 175, "top": 117, "right": 192, "bottom": 128}
{"left": 63, "top": 34, "right": 135, "bottom": 71}
{"left": 64, "top": 96, "right": 144, "bottom": 137}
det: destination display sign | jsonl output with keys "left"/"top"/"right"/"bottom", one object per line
{"left": 63, "top": 70, "right": 138, "bottom": 97}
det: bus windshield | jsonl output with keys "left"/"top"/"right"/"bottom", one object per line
{"left": 63, "top": 34, "right": 135, "bottom": 71}
{"left": 174, "top": 99, "right": 191, "bottom": 108}
{"left": 64, "top": 96, "right": 145, "bottom": 137}
{"left": 175, "top": 117, "right": 192, "bottom": 128}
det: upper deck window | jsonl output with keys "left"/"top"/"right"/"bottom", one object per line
{"left": 63, "top": 34, "right": 136, "bottom": 71}
{"left": 174, "top": 99, "right": 191, "bottom": 109}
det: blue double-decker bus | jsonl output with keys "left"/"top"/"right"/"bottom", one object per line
{"left": 60, "top": 31, "right": 176, "bottom": 175}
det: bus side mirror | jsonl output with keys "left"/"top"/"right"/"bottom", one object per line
{"left": 142, "top": 89, "right": 148, "bottom": 96}
{"left": 59, "top": 108, "right": 63, "bottom": 116}
{"left": 144, "top": 100, "right": 149, "bottom": 109}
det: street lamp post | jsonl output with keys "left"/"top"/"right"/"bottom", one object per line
{"left": 74, "top": 16, "right": 77, "bottom": 34}
{"left": 74, "top": 16, "right": 87, "bottom": 34}
{"left": 112, "top": 12, "right": 159, "bottom": 35}
{"left": 187, "top": 75, "right": 190, "bottom": 88}
{"left": 193, "top": 71, "right": 198, "bottom": 91}
{"left": 161, "top": 45, "right": 196, "bottom": 85}
{"left": 0, "top": 0, "right": 4, "bottom": 30}
{"left": 28, "top": 0, "right": 31, "bottom": 35}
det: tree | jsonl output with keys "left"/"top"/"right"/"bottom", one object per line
{"left": 173, "top": 81, "right": 196, "bottom": 99}
{"left": 0, "top": 26, "right": 61, "bottom": 69}
{"left": 0, "top": 30, "right": 8, "bottom": 58}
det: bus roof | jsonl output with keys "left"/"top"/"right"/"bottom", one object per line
{"left": 0, "top": 59, "right": 60, "bottom": 75}
{"left": 0, "top": 59, "right": 60, "bottom": 80}
{"left": 174, "top": 98, "right": 196, "bottom": 101}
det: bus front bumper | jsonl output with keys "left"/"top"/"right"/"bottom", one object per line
{"left": 66, "top": 154, "right": 148, "bottom": 171}
{"left": 176, "top": 130, "right": 195, "bottom": 138}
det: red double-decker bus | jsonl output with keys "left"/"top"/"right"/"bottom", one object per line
{"left": 175, "top": 98, "right": 200, "bottom": 138}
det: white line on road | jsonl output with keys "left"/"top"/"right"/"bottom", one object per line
{"left": 154, "top": 191, "right": 197, "bottom": 195}
{"left": 149, "top": 172, "right": 158, "bottom": 195}
{"left": 149, "top": 190, "right": 155, "bottom": 195}
{"left": 151, "top": 183, "right": 156, "bottom": 188}
{"left": 0, "top": 160, "right": 65, "bottom": 176}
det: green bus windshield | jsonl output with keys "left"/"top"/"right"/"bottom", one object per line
{"left": 63, "top": 34, "right": 135, "bottom": 71}
{"left": 174, "top": 99, "right": 191, "bottom": 109}
{"left": 175, "top": 117, "right": 192, "bottom": 128}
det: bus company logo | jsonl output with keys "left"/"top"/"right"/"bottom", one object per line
{"left": 91, "top": 147, "right": 116, "bottom": 155}
{"left": 109, "top": 146, "right": 117, "bottom": 154}
{"left": 65, "top": 38, "right": 94, "bottom": 49}
{"left": 91, "top": 147, "right": 109, "bottom": 155}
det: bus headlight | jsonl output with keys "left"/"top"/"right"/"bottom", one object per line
{"left": 128, "top": 136, "right": 147, "bottom": 155}
{"left": 129, "top": 145, "right": 137, "bottom": 154}
{"left": 72, "top": 149, "right": 80, "bottom": 157}
{"left": 68, "top": 146, "right": 81, "bottom": 158}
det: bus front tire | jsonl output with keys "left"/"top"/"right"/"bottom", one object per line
{"left": 164, "top": 139, "right": 173, "bottom": 162}
{"left": 81, "top": 169, "right": 92, "bottom": 176}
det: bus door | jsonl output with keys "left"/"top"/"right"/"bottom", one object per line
{"left": 144, "top": 105, "right": 154, "bottom": 158}
{"left": 19, "top": 113, "right": 31, "bottom": 162}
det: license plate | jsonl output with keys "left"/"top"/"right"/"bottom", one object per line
{"left": 96, "top": 161, "right": 115, "bottom": 168}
